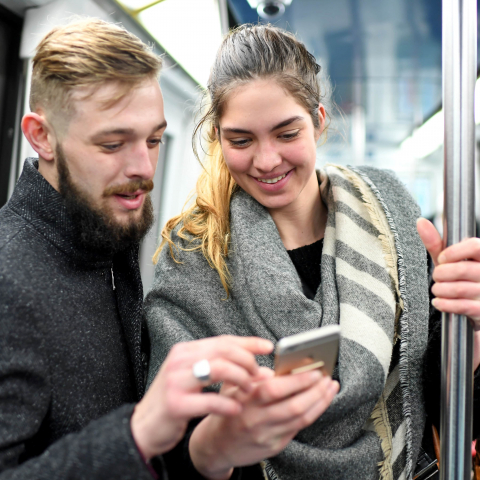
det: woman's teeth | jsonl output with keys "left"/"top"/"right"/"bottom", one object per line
{"left": 257, "top": 173, "right": 287, "bottom": 184}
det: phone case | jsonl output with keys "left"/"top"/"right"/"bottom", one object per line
{"left": 274, "top": 325, "right": 340, "bottom": 376}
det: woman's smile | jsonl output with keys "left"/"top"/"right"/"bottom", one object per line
{"left": 219, "top": 79, "right": 325, "bottom": 213}
{"left": 251, "top": 169, "right": 293, "bottom": 190}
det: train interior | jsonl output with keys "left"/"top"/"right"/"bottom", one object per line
{"left": 0, "top": 0, "right": 479, "bottom": 290}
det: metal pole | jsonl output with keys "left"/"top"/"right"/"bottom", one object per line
{"left": 441, "top": 0, "right": 476, "bottom": 478}
{"left": 218, "top": 0, "right": 230, "bottom": 36}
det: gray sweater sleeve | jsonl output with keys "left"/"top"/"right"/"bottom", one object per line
{"left": 144, "top": 236, "right": 247, "bottom": 480}
{"left": 144, "top": 233, "right": 237, "bottom": 388}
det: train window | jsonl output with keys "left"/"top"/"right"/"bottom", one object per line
{"left": 0, "top": 4, "right": 22, "bottom": 208}
{"left": 139, "top": 132, "right": 171, "bottom": 292}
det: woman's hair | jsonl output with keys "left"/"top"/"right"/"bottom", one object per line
{"left": 154, "top": 24, "right": 328, "bottom": 294}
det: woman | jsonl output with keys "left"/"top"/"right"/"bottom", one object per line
{"left": 145, "top": 24, "right": 480, "bottom": 480}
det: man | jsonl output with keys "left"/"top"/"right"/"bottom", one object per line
{"left": 0, "top": 18, "right": 273, "bottom": 479}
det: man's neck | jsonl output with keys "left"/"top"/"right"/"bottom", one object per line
{"left": 37, "top": 156, "right": 59, "bottom": 192}
{"left": 268, "top": 173, "right": 327, "bottom": 251}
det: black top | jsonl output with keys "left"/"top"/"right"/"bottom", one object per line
{"left": 0, "top": 159, "right": 158, "bottom": 479}
{"left": 287, "top": 238, "right": 323, "bottom": 299}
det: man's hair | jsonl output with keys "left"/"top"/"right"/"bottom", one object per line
{"left": 30, "top": 18, "right": 163, "bottom": 124}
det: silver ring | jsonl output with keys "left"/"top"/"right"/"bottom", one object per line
{"left": 192, "top": 359, "right": 211, "bottom": 383}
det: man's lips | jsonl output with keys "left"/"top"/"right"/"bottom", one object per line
{"left": 115, "top": 190, "right": 145, "bottom": 198}
{"left": 113, "top": 191, "right": 146, "bottom": 210}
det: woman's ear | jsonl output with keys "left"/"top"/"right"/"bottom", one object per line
{"left": 21, "top": 112, "right": 56, "bottom": 161}
{"left": 315, "top": 103, "right": 326, "bottom": 141}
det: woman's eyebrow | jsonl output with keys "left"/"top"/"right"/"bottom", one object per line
{"left": 270, "top": 116, "right": 304, "bottom": 131}
{"left": 221, "top": 116, "right": 304, "bottom": 135}
{"left": 221, "top": 127, "right": 251, "bottom": 134}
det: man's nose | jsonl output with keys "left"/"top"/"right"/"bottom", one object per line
{"left": 253, "top": 142, "right": 282, "bottom": 172}
{"left": 125, "top": 143, "right": 156, "bottom": 180}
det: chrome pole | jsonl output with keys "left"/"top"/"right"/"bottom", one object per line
{"left": 440, "top": 0, "right": 476, "bottom": 478}
{"left": 218, "top": 0, "right": 229, "bottom": 36}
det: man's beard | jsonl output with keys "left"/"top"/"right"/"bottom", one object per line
{"left": 56, "top": 144, "right": 154, "bottom": 254}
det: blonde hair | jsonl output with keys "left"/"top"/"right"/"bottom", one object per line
{"left": 30, "top": 18, "right": 162, "bottom": 129}
{"left": 155, "top": 24, "right": 328, "bottom": 294}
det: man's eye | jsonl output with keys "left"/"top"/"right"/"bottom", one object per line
{"left": 102, "top": 143, "right": 122, "bottom": 151}
{"left": 148, "top": 138, "right": 164, "bottom": 147}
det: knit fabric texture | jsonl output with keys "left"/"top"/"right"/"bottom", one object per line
{"left": 0, "top": 159, "right": 156, "bottom": 479}
{"left": 145, "top": 165, "right": 430, "bottom": 480}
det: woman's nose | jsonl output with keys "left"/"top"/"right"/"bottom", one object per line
{"left": 253, "top": 142, "right": 282, "bottom": 172}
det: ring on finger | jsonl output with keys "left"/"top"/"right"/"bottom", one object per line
{"left": 192, "top": 359, "right": 211, "bottom": 383}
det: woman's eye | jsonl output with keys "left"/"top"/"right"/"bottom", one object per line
{"left": 229, "top": 138, "right": 251, "bottom": 147}
{"left": 280, "top": 130, "right": 300, "bottom": 140}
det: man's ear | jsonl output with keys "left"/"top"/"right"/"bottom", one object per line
{"left": 21, "top": 112, "right": 56, "bottom": 160}
{"left": 314, "top": 103, "right": 326, "bottom": 142}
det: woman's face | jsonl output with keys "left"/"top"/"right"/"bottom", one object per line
{"left": 218, "top": 79, "right": 325, "bottom": 212}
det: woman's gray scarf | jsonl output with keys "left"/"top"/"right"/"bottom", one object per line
{"left": 145, "top": 165, "right": 430, "bottom": 480}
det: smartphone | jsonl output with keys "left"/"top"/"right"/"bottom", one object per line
{"left": 274, "top": 325, "right": 341, "bottom": 376}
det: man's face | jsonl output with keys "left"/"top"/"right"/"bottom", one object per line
{"left": 52, "top": 78, "right": 166, "bottom": 250}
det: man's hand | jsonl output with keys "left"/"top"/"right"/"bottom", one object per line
{"left": 130, "top": 335, "right": 273, "bottom": 462}
{"left": 188, "top": 368, "right": 339, "bottom": 480}
{"left": 417, "top": 218, "right": 480, "bottom": 369}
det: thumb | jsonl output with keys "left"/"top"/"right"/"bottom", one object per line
{"left": 417, "top": 217, "right": 443, "bottom": 267}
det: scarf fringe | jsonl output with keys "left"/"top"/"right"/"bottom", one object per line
{"left": 349, "top": 166, "right": 414, "bottom": 480}
{"left": 371, "top": 394, "right": 394, "bottom": 480}
{"left": 261, "top": 460, "right": 280, "bottom": 480}
{"left": 343, "top": 167, "right": 405, "bottom": 343}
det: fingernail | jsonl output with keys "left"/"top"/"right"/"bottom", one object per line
{"left": 431, "top": 298, "right": 438, "bottom": 308}
{"left": 261, "top": 339, "right": 274, "bottom": 350}
{"left": 310, "top": 370, "right": 322, "bottom": 381}
{"left": 438, "top": 253, "right": 446, "bottom": 264}
{"left": 331, "top": 381, "right": 340, "bottom": 393}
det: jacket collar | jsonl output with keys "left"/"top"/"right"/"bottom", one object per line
{"left": 8, "top": 158, "right": 119, "bottom": 266}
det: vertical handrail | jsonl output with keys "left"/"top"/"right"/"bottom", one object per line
{"left": 218, "top": 0, "right": 229, "bottom": 36}
{"left": 440, "top": 0, "right": 476, "bottom": 478}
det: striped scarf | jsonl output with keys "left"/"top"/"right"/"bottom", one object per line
{"left": 145, "top": 163, "right": 429, "bottom": 480}
{"left": 262, "top": 165, "right": 409, "bottom": 480}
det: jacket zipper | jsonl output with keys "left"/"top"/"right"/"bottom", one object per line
{"left": 111, "top": 267, "right": 116, "bottom": 291}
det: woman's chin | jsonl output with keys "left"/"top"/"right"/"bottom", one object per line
{"left": 249, "top": 192, "right": 295, "bottom": 211}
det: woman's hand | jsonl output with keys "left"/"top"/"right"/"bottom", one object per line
{"left": 131, "top": 335, "right": 273, "bottom": 462}
{"left": 188, "top": 368, "right": 339, "bottom": 480}
{"left": 417, "top": 218, "right": 480, "bottom": 368}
